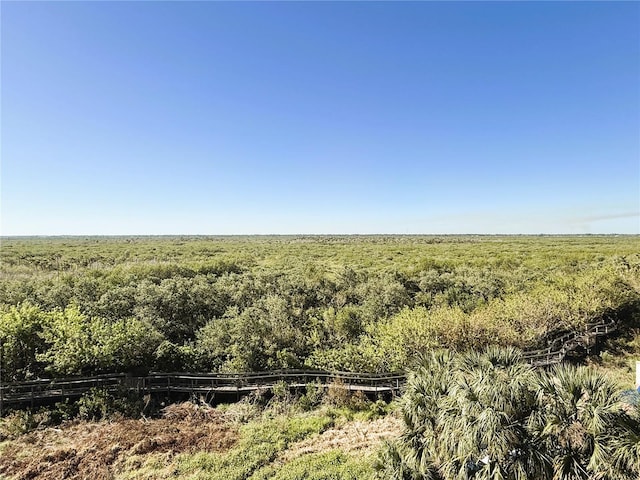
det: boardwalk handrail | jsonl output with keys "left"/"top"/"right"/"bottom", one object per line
{"left": 0, "top": 369, "right": 407, "bottom": 407}
{"left": 0, "top": 317, "right": 620, "bottom": 409}
{"left": 522, "top": 316, "right": 618, "bottom": 366}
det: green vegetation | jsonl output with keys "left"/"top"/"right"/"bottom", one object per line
{"left": 587, "top": 328, "right": 640, "bottom": 390}
{"left": 1, "top": 384, "right": 392, "bottom": 480}
{"left": 254, "top": 451, "right": 373, "bottom": 480}
{"left": 1, "top": 235, "right": 639, "bottom": 380}
{"left": 3, "top": 352, "right": 637, "bottom": 480}
{"left": 1, "top": 236, "right": 639, "bottom": 479}
{"left": 115, "top": 393, "right": 393, "bottom": 480}
{"left": 165, "top": 416, "right": 334, "bottom": 480}
{"left": 378, "top": 347, "right": 640, "bottom": 480}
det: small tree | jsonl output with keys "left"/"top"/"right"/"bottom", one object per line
{"left": 0, "top": 303, "right": 49, "bottom": 380}
{"left": 38, "top": 304, "right": 162, "bottom": 375}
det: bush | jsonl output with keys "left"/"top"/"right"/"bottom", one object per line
{"left": 77, "top": 388, "right": 144, "bottom": 421}
{"left": 298, "top": 382, "right": 325, "bottom": 412}
{"left": 0, "top": 409, "right": 47, "bottom": 439}
{"left": 378, "top": 347, "right": 640, "bottom": 480}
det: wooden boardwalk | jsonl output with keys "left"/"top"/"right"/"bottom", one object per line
{"left": 0, "top": 318, "right": 619, "bottom": 413}
{"left": 0, "top": 370, "right": 406, "bottom": 411}
{"left": 522, "top": 317, "right": 617, "bottom": 366}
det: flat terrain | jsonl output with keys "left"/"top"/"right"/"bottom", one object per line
{"left": 1, "top": 236, "right": 639, "bottom": 479}
{"left": 2, "top": 235, "right": 639, "bottom": 379}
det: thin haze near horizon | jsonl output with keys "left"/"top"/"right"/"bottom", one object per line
{"left": 1, "top": 2, "right": 639, "bottom": 235}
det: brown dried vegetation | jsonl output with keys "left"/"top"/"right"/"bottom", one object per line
{"left": 0, "top": 403, "right": 238, "bottom": 480}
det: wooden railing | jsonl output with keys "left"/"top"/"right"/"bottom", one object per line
{"left": 0, "top": 370, "right": 406, "bottom": 410}
{"left": 0, "top": 318, "right": 620, "bottom": 412}
{"left": 121, "top": 370, "right": 406, "bottom": 395}
{"left": 522, "top": 317, "right": 617, "bottom": 366}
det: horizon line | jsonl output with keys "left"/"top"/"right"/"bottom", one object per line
{"left": 2, "top": 233, "right": 638, "bottom": 238}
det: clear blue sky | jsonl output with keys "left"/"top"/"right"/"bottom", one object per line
{"left": 2, "top": 1, "right": 639, "bottom": 235}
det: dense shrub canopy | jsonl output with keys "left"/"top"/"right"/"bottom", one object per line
{"left": 0, "top": 236, "right": 639, "bottom": 379}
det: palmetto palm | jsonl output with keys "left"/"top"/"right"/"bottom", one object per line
{"left": 434, "top": 347, "right": 542, "bottom": 480}
{"left": 375, "top": 349, "right": 455, "bottom": 480}
{"left": 378, "top": 347, "right": 543, "bottom": 480}
{"left": 378, "top": 347, "right": 640, "bottom": 480}
{"left": 530, "top": 364, "right": 640, "bottom": 480}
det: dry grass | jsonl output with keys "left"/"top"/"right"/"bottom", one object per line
{"left": 0, "top": 402, "right": 403, "bottom": 480}
{"left": 277, "top": 413, "right": 402, "bottom": 463}
{"left": 0, "top": 403, "right": 238, "bottom": 480}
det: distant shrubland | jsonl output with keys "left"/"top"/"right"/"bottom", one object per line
{"left": 1, "top": 235, "right": 639, "bottom": 380}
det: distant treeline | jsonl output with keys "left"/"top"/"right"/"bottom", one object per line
{"left": 1, "top": 235, "right": 639, "bottom": 381}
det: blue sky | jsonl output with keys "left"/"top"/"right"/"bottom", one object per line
{"left": 2, "top": 1, "right": 639, "bottom": 235}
